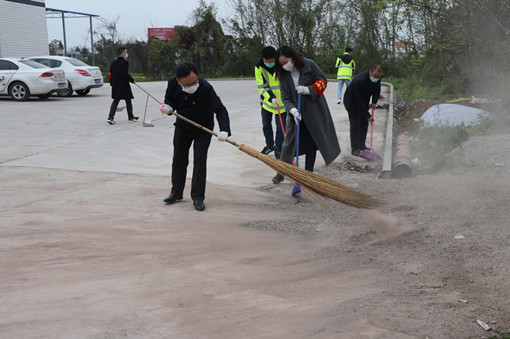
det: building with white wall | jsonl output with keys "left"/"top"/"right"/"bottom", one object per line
{"left": 0, "top": 0, "right": 49, "bottom": 57}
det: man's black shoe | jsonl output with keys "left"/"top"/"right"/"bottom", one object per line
{"left": 261, "top": 146, "right": 274, "bottom": 155}
{"left": 107, "top": 118, "right": 115, "bottom": 125}
{"left": 274, "top": 151, "right": 281, "bottom": 159}
{"left": 193, "top": 199, "right": 206, "bottom": 211}
{"left": 351, "top": 149, "right": 361, "bottom": 156}
{"left": 272, "top": 173, "right": 284, "bottom": 184}
{"left": 163, "top": 192, "right": 183, "bottom": 204}
{"left": 128, "top": 116, "right": 139, "bottom": 122}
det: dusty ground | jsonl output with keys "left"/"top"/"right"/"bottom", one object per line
{"left": 260, "top": 131, "right": 510, "bottom": 338}
{"left": 1, "top": 82, "right": 510, "bottom": 338}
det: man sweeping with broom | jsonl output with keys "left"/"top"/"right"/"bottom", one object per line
{"left": 137, "top": 63, "right": 377, "bottom": 209}
{"left": 343, "top": 64, "right": 383, "bottom": 157}
{"left": 160, "top": 62, "right": 231, "bottom": 211}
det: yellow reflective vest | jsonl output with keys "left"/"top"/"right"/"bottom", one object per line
{"left": 255, "top": 63, "right": 285, "bottom": 114}
{"left": 336, "top": 52, "right": 356, "bottom": 80}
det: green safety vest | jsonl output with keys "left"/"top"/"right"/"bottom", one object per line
{"left": 255, "top": 65, "right": 285, "bottom": 114}
{"left": 336, "top": 52, "right": 356, "bottom": 80}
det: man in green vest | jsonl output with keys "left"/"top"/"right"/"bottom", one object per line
{"left": 335, "top": 47, "right": 356, "bottom": 104}
{"left": 255, "top": 46, "right": 287, "bottom": 159}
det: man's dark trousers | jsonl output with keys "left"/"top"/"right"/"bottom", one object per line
{"left": 171, "top": 128, "right": 212, "bottom": 201}
{"left": 347, "top": 109, "right": 369, "bottom": 152}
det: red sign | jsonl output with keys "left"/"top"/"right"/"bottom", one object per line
{"left": 394, "top": 41, "right": 414, "bottom": 49}
{"left": 148, "top": 28, "right": 176, "bottom": 41}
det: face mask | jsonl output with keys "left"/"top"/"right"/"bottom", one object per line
{"left": 264, "top": 62, "right": 275, "bottom": 68}
{"left": 181, "top": 82, "right": 199, "bottom": 94}
{"left": 125, "top": 53, "right": 128, "bottom": 59}
{"left": 282, "top": 61, "right": 294, "bottom": 72}
{"left": 370, "top": 76, "right": 379, "bottom": 83}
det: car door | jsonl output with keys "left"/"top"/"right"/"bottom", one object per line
{"left": 0, "top": 60, "right": 18, "bottom": 93}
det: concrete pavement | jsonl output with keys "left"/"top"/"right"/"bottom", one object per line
{"left": 0, "top": 79, "right": 389, "bottom": 186}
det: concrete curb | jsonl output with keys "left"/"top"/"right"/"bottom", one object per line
{"left": 380, "top": 82, "right": 394, "bottom": 179}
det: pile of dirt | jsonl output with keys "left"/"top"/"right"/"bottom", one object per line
{"left": 256, "top": 132, "right": 510, "bottom": 337}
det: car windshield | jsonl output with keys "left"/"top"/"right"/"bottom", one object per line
{"left": 66, "top": 58, "right": 89, "bottom": 66}
{"left": 19, "top": 60, "right": 48, "bottom": 69}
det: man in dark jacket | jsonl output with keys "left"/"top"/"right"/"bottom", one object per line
{"left": 107, "top": 46, "right": 138, "bottom": 124}
{"left": 343, "top": 64, "right": 383, "bottom": 156}
{"left": 160, "top": 62, "right": 231, "bottom": 211}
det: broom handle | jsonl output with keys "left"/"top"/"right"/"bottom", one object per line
{"left": 134, "top": 82, "right": 162, "bottom": 106}
{"left": 296, "top": 93, "right": 301, "bottom": 168}
{"left": 370, "top": 106, "right": 375, "bottom": 149}
{"left": 134, "top": 82, "right": 239, "bottom": 148}
{"left": 276, "top": 102, "right": 286, "bottom": 139}
{"left": 172, "top": 111, "right": 239, "bottom": 147}
{"left": 143, "top": 93, "right": 149, "bottom": 122}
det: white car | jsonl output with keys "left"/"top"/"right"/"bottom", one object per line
{"left": 0, "top": 58, "right": 67, "bottom": 101}
{"left": 29, "top": 56, "right": 103, "bottom": 96}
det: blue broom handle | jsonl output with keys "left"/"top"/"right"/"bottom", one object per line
{"left": 296, "top": 93, "right": 301, "bottom": 168}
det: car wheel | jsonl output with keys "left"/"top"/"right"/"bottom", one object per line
{"left": 9, "top": 82, "right": 30, "bottom": 101}
{"left": 57, "top": 81, "right": 73, "bottom": 97}
{"left": 76, "top": 88, "right": 90, "bottom": 96}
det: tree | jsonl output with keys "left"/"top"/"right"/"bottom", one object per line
{"left": 148, "top": 38, "right": 179, "bottom": 78}
{"left": 48, "top": 39, "right": 63, "bottom": 55}
{"left": 187, "top": 1, "right": 228, "bottom": 76}
{"left": 227, "top": 0, "right": 343, "bottom": 61}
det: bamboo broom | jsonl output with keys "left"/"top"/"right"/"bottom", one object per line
{"left": 135, "top": 83, "right": 379, "bottom": 209}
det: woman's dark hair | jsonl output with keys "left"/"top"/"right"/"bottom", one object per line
{"left": 274, "top": 45, "right": 304, "bottom": 79}
{"left": 175, "top": 62, "right": 198, "bottom": 79}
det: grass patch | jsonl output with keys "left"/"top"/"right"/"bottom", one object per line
{"left": 410, "top": 123, "right": 481, "bottom": 170}
{"left": 387, "top": 73, "right": 500, "bottom": 172}
{"left": 491, "top": 331, "right": 510, "bottom": 339}
{"left": 385, "top": 74, "right": 466, "bottom": 119}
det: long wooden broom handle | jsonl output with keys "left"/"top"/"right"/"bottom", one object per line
{"left": 134, "top": 82, "right": 239, "bottom": 148}
{"left": 171, "top": 110, "right": 239, "bottom": 148}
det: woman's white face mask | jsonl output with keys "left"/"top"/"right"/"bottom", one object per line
{"left": 282, "top": 60, "right": 295, "bottom": 72}
{"left": 181, "top": 82, "right": 199, "bottom": 94}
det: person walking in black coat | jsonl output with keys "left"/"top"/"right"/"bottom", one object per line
{"left": 343, "top": 64, "right": 383, "bottom": 156}
{"left": 160, "top": 62, "right": 231, "bottom": 211}
{"left": 107, "top": 46, "right": 138, "bottom": 124}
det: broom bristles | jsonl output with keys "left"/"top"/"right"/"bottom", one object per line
{"left": 238, "top": 144, "right": 379, "bottom": 209}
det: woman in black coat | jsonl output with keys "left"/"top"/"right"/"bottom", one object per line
{"left": 107, "top": 46, "right": 138, "bottom": 124}
{"left": 272, "top": 46, "right": 341, "bottom": 185}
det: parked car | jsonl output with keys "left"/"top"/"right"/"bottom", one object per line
{"left": 0, "top": 58, "right": 67, "bottom": 101}
{"left": 29, "top": 56, "right": 103, "bottom": 97}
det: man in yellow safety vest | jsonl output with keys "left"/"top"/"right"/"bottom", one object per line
{"left": 335, "top": 47, "right": 356, "bottom": 105}
{"left": 255, "top": 46, "right": 286, "bottom": 159}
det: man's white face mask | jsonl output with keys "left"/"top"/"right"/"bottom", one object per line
{"left": 181, "top": 82, "right": 199, "bottom": 94}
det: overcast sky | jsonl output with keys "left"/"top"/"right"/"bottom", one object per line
{"left": 45, "top": 0, "right": 229, "bottom": 48}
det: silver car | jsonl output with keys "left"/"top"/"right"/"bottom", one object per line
{"left": 0, "top": 58, "right": 67, "bottom": 101}
{"left": 29, "top": 56, "right": 103, "bottom": 97}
